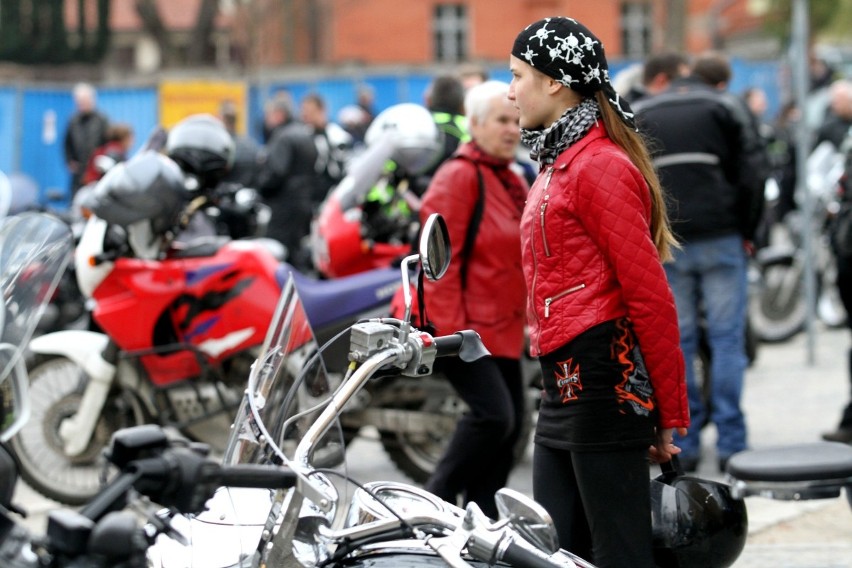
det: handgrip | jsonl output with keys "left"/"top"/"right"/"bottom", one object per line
{"left": 433, "top": 330, "right": 490, "bottom": 362}
{"left": 500, "top": 539, "right": 565, "bottom": 568}
{"left": 215, "top": 464, "right": 297, "bottom": 489}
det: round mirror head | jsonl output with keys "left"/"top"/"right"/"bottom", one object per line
{"left": 495, "top": 488, "right": 560, "bottom": 554}
{"left": 419, "top": 213, "right": 450, "bottom": 281}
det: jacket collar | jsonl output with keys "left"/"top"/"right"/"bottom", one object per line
{"left": 548, "top": 121, "right": 608, "bottom": 169}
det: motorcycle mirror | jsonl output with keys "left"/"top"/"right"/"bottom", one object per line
{"left": 495, "top": 487, "right": 560, "bottom": 554}
{"left": 419, "top": 213, "right": 450, "bottom": 281}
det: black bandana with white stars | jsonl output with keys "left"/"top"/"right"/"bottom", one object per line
{"left": 511, "top": 16, "right": 635, "bottom": 129}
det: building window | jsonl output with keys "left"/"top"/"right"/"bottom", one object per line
{"left": 433, "top": 4, "right": 467, "bottom": 62}
{"left": 621, "top": 2, "right": 652, "bottom": 59}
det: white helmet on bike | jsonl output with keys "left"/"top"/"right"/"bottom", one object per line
{"left": 364, "top": 103, "right": 442, "bottom": 176}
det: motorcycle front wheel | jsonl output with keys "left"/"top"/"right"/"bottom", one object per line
{"left": 749, "top": 259, "right": 807, "bottom": 343}
{"left": 11, "top": 355, "right": 146, "bottom": 505}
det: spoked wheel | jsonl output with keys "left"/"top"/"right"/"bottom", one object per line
{"left": 11, "top": 356, "right": 146, "bottom": 505}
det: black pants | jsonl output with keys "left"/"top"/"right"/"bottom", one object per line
{"left": 532, "top": 444, "right": 655, "bottom": 568}
{"left": 425, "top": 356, "right": 524, "bottom": 519}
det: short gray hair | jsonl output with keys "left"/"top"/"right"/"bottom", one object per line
{"left": 464, "top": 80, "right": 510, "bottom": 124}
{"left": 72, "top": 82, "right": 96, "bottom": 103}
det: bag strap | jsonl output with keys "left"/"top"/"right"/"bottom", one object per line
{"left": 415, "top": 158, "right": 482, "bottom": 331}
{"left": 459, "top": 161, "right": 485, "bottom": 290}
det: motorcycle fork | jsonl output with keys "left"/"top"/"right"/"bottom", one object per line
{"left": 58, "top": 341, "right": 119, "bottom": 457}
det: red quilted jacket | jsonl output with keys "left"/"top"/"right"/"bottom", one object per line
{"left": 521, "top": 123, "right": 689, "bottom": 429}
{"left": 420, "top": 143, "right": 527, "bottom": 359}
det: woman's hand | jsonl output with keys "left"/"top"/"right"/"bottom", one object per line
{"left": 648, "top": 427, "right": 687, "bottom": 464}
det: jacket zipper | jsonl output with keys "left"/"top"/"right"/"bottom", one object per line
{"left": 540, "top": 167, "right": 555, "bottom": 257}
{"left": 544, "top": 283, "right": 586, "bottom": 317}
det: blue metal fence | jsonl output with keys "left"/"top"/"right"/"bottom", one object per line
{"left": 3, "top": 59, "right": 784, "bottom": 211}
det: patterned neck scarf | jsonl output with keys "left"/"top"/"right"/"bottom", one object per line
{"left": 521, "top": 98, "right": 600, "bottom": 166}
{"left": 511, "top": 16, "right": 635, "bottom": 130}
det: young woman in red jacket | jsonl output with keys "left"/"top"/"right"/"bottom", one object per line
{"left": 508, "top": 17, "right": 690, "bottom": 568}
{"left": 419, "top": 80, "right": 529, "bottom": 519}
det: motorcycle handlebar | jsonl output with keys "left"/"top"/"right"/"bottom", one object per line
{"left": 433, "top": 330, "right": 491, "bottom": 363}
{"left": 215, "top": 464, "right": 297, "bottom": 489}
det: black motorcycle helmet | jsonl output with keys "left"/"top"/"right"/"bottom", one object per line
{"left": 166, "top": 113, "right": 235, "bottom": 189}
{"left": 81, "top": 150, "right": 188, "bottom": 235}
{"left": 651, "top": 461, "right": 748, "bottom": 568}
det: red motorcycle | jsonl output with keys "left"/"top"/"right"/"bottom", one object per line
{"left": 11, "top": 144, "right": 402, "bottom": 505}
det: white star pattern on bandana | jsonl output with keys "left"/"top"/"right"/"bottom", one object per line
{"left": 512, "top": 16, "right": 637, "bottom": 130}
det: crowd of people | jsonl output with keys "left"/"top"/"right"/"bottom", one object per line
{"left": 56, "top": 21, "right": 852, "bottom": 567}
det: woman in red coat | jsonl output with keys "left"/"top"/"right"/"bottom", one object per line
{"left": 508, "top": 17, "right": 689, "bottom": 567}
{"left": 419, "top": 80, "right": 529, "bottom": 518}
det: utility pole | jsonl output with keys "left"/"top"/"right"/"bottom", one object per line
{"left": 791, "top": 0, "right": 817, "bottom": 364}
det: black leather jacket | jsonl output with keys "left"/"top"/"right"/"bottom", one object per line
{"left": 634, "top": 78, "right": 770, "bottom": 242}
{"left": 256, "top": 120, "right": 319, "bottom": 247}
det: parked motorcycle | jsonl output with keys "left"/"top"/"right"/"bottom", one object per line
{"left": 10, "top": 149, "right": 404, "bottom": 506}
{"left": 749, "top": 141, "right": 847, "bottom": 343}
{"left": 148, "top": 213, "right": 598, "bottom": 568}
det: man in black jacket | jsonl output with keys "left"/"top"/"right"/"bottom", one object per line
{"left": 64, "top": 83, "right": 109, "bottom": 196}
{"left": 634, "top": 52, "right": 770, "bottom": 472}
{"left": 256, "top": 94, "right": 319, "bottom": 271}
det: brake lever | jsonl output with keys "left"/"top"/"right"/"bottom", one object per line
{"left": 147, "top": 507, "right": 189, "bottom": 547}
{"left": 424, "top": 502, "right": 496, "bottom": 568}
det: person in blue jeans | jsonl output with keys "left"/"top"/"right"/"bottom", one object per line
{"left": 663, "top": 235, "right": 749, "bottom": 468}
{"left": 635, "top": 51, "right": 770, "bottom": 471}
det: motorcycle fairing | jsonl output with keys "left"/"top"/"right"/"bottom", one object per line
{"left": 91, "top": 241, "right": 281, "bottom": 386}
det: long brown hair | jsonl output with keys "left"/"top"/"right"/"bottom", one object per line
{"left": 594, "top": 91, "right": 677, "bottom": 262}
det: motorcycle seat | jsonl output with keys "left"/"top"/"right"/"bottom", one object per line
{"left": 725, "top": 442, "right": 852, "bottom": 501}
{"left": 277, "top": 265, "right": 401, "bottom": 329}
{"left": 170, "top": 236, "right": 231, "bottom": 258}
{"left": 754, "top": 246, "right": 795, "bottom": 266}
{"left": 726, "top": 442, "right": 852, "bottom": 483}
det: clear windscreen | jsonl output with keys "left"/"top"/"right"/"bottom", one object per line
{"left": 198, "top": 275, "right": 349, "bottom": 566}
{"left": 223, "top": 274, "right": 345, "bottom": 472}
{"left": 0, "top": 212, "right": 72, "bottom": 441}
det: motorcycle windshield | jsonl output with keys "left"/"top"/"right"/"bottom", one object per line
{"left": 331, "top": 133, "right": 397, "bottom": 211}
{"left": 0, "top": 212, "right": 72, "bottom": 441}
{"left": 222, "top": 273, "right": 344, "bottom": 471}
{"left": 155, "top": 277, "right": 347, "bottom": 568}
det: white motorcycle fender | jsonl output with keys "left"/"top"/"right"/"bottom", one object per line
{"left": 29, "top": 330, "right": 116, "bottom": 457}
{"left": 76, "top": 216, "right": 113, "bottom": 299}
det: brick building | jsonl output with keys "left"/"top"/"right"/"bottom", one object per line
{"left": 65, "top": 0, "right": 777, "bottom": 75}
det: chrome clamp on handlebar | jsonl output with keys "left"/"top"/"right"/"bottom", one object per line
{"left": 348, "top": 321, "right": 438, "bottom": 377}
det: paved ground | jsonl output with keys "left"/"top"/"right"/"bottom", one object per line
{"left": 11, "top": 322, "right": 852, "bottom": 566}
